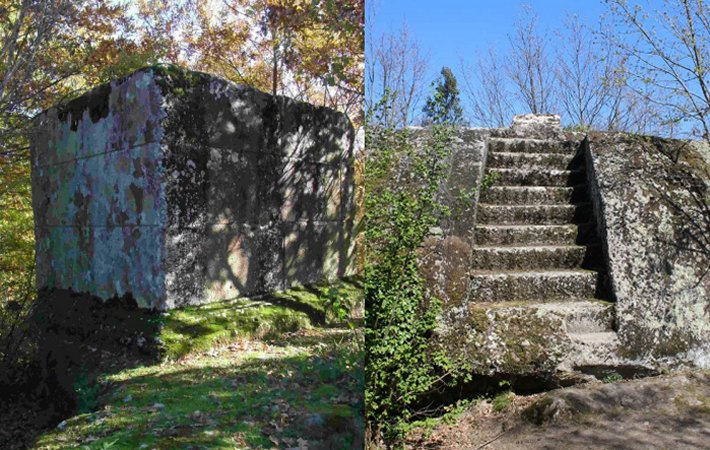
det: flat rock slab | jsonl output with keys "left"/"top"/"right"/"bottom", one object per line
{"left": 409, "top": 370, "right": 710, "bottom": 449}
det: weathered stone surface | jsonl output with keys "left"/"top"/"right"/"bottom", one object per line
{"left": 419, "top": 235, "right": 472, "bottom": 307}
{"left": 407, "top": 127, "right": 491, "bottom": 245}
{"left": 470, "top": 245, "right": 596, "bottom": 271}
{"left": 468, "top": 270, "right": 599, "bottom": 302}
{"left": 488, "top": 168, "right": 586, "bottom": 186}
{"left": 412, "top": 117, "right": 708, "bottom": 376}
{"left": 436, "top": 301, "right": 571, "bottom": 375}
{"left": 407, "top": 127, "right": 491, "bottom": 307}
{"left": 510, "top": 114, "right": 564, "bottom": 140}
{"left": 489, "top": 137, "right": 577, "bottom": 154}
{"left": 430, "top": 127, "right": 617, "bottom": 376}
{"left": 30, "top": 66, "right": 358, "bottom": 309}
{"left": 474, "top": 224, "right": 592, "bottom": 246}
{"left": 585, "top": 134, "right": 710, "bottom": 364}
{"left": 477, "top": 204, "right": 593, "bottom": 225}
{"left": 480, "top": 186, "right": 588, "bottom": 205}
{"left": 487, "top": 151, "right": 575, "bottom": 170}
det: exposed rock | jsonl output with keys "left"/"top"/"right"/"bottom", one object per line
{"left": 584, "top": 134, "right": 710, "bottom": 365}
{"left": 413, "top": 116, "right": 708, "bottom": 377}
{"left": 410, "top": 370, "right": 710, "bottom": 450}
{"left": 510, "top": 114, "right": 564, "bottom": 140}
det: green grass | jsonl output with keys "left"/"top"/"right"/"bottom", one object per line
{"left": 160, "top": 279, "right": 362, "bottom": 360}
{"left": 32, "top": 279, "right": 364, "bottom": 449}
{"left": 491, "top": 391, "right": 514, "bottom": 413}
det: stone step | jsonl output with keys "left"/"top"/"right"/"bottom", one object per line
{"left": 487, "top": 152, "right": 576, "bottom": 170}
{"left": 480, "top": 185, "right": 589, "bottom": 205}
{"left": 477, "top": 204, "right": 593, "bottom": 225}
{"left": 469, "top": 269, "right": 599, "bottom": 302}
{"left": 563, "top": 332, "right": 624, "bottom": 369}
{"left": 489, "top": 138, "right": 579, "bottom": 154}
{"left": 536, "top": 301, "right": 615, "bottom": 334}
{"left": 474, "top": 224, "right": 598, "bottom": 246}
{"left": 488, "top": 168, "right": 586, "bottom": 187}
{"left": 476, "top": 299, "right": 615, "bottom": 339}
{"left": 470, "top": 244, "right": 602, "bottom": 270}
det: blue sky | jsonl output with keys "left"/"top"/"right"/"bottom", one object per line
{"left": 367, "top": 0, "right": 679, "bottom": 129}
{"left": 368, "top": 0, "right": 609, "bottom": 86}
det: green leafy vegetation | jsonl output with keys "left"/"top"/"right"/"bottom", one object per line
{"left": 0, "top": 153, "right": 35, "bottom": 372}
{"left": 365, "top": 91, "right": 470, "bottom": 446}
{"left": 74, "top": 370, "right": 101, "bottom": 415}
{"left": 479, "top": 170, "right": 500, "bottom": 194}
{"left": 398, "top": 399, "right": 475, "bottom": 444}
{"left": 602, "top": 372, "right": 624, "bottom": 384}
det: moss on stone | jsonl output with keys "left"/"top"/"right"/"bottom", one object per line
{"left": 436, "top": 304, "right": 569, "bottom": 375}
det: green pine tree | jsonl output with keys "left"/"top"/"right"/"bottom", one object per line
{"left": 422, "top": 67, "right": 465, "bottom": 125}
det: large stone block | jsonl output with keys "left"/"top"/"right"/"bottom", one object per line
{"left": 31, "top": 66, "right": 358, "bottom": 309}
{"left": 585, "top": 134, "right": 710, "bottom": 364}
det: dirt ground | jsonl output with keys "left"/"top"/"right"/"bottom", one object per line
{"left": 408, "top": 370, "right": 710, "bottom": 450}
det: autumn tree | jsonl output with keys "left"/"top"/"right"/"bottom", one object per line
{"left": 186, "top": 0, "right": 363, "bottom": 121}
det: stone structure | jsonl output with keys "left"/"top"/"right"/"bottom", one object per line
{"left": 30, "top": 66, "right": 357, "bottom": 310}
{"left": 414, "top": 115, "right": 710, "bottom": 377}
{"left": 584, "top": 134, "right": 710, "bottom": 366}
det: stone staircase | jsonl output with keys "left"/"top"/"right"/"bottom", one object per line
{"left": 470, "top": 137, "right": 619, "bottom": 369}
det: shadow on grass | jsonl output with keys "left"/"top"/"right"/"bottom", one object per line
{"left": 0, "top": 278, "right": 363, "bottom": 449}
{"left": 35, "top": 343, "right": 365, "bottom": 450}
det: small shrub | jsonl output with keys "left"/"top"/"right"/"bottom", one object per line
{"left": 480, "top": 171, "right": 500, "bottom": 193}
{"left": 491, "top": 391, "right": 514, "bottom": 413}
{"left": 602, "top": 372, "right": 624, "bottom": 383}
{"left": 73, "top": 370, "right": 100, "bottom": 414}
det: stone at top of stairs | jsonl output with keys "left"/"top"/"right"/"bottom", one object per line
{"left": 510, "top": 113, "right": 565, "bottom": 139}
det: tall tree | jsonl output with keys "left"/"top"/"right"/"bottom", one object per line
{"left": 365, "top": 21, "right": 429, "bottom": 128}
{"left": 603, "top": 0, "right": 710, "bottom": 141}
{"left": 460, "top": 48, "right": 513, "bottom": 128}
{"left": 506, "top": 6, "right": 557, "bottom": 115}
{"left": 422, "top": 66, "right": 464, "bottom": 125}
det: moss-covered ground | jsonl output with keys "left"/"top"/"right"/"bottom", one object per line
{"left": 32, "top": 279, "right": 364, "bottom": 449}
